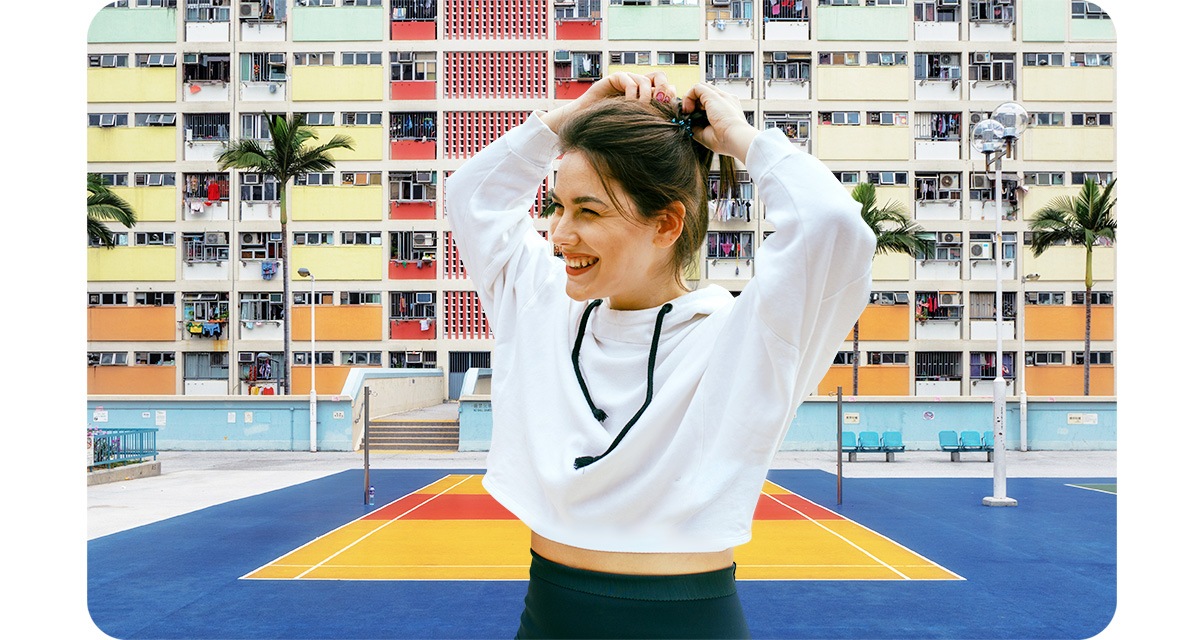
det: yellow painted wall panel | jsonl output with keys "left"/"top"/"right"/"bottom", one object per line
{"left": 87, "top": 366, "right": 177, "bottom": 395}
{"left": 815, "top": 125, "right": 911, "bottom": 161}
{"left": 293, "top": 185, "right": 383, "bottom": 221}
{"left": 870, "top": 252, "right": 912, "bottom": 281}
{"left": 292, "top": 66, "right": 384, "bottom": 102}
{"left": 1021, "top": 185, "right": 1080, "bottom": 220}
{"left": 816, "top": 366, "right": 910, "bottom": 396}
{"left": 320, "top": 125, "right": 384, "bottom": 162}
{"left": 1025, "top": 365, "right": 1114, "bottom": 396}
{"left": 1021, "top": 67, "right": 1115, "bottom": 102}
{"left": 88, "top": 67, "right": 177, "bottom": 103}
{"left": 88, "top": 246, "right": 177, "bottom": 282}
{"left": 293, "top": 305, "right": 383, "bottom": 341}
{"left": 88, "top": 307, "right": 177, "bottom": 341}
{"left": 110, "top": 186, "right": 177, "bottom": 222}
{"left": 1023, "top": 128, "right": 1114, "bottom": 162}
{"left": 815, "top": 66, "right": 910, "bottom": 101}
{"left": 1024, "top": 246, "right": 1115, "bottom": 282}
{"left": 291, "top": 245, "right": 383, "bottom": 281}
{"left": 1025, "top": 304, "right": 1114, "bottom": 341}
{"left": 611, "top": 65, "right": 701, "bottom": 92}
{"left": 88, "top": 127, "right": 177, "bottom": 162}
{"left": 855, "top": 305, "right": 910, "bottom": 341}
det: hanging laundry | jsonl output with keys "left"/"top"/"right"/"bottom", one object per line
{"left": 207, "top": 180, "right": 221, "bottom": 202}
{"left": 186, "top": 321, "right": 203, "bottom": 335}
{"left": 201, "top": 322, "right": 223, "bottom": 338}
{"left": 261, "top": 260, "right": 278, "bottom": 280}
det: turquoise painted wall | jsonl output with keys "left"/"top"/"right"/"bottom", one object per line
{"left": 292, "top": 6, "right": 385, "bottom": 42}
{"left": 1070, "top": 16, "right": 1116, "bottom": 41}
{"left": 815, "top": 6, "right": 910, "bottom": 42}
{"left": 607, "top": 6, "right": 700, "bottom": 41}
{"left": 1021, "top": 0, "right": 1067, "bottom": 42}
{"left": 88, "top": 8, "right": 177, "bottom": 43}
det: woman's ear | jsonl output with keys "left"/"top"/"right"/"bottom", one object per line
{"left": 652, "top": 201, "right": 687, "bottom": 249}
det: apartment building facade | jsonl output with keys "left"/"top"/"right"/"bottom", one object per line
{"left": 86, "top": 0, "right": 1117, "bottom": 399}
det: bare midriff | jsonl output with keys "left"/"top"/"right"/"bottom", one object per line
{"left": 531, "top": 531, "right": 735, "bottom": 575}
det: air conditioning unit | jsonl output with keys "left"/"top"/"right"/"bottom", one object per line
{"left": 939, "top": 174, "right": 956, "bottom": 188}
{"left": 939, "top": 232, "right": 960, "bottom": 244}
{"left": 555, "top": 0, "right": 575, "bottom": 4}
{"left": 415, "top": 171, "right": 433, "bottom": 183}
{"left": 938, "top": 292, "right": 961, "bottom": 307}
{"left": 240, "top": 2, "right": 261, "bottom": 19}
{"left": 405, "top": 351, "right": 424, "bottom": 364}
{"left": 773, "top": 51, "right": 788, "bottom": 63}
{"left": 895, "top": 292, "right": 910, "bottom": 305}
{"left": 941, "top": 0, "right": 958, "bottom": 5}
{"left": 940, "top": 53, "right": 953, "bottom": 66}
{"left": 267, "top": 52, "right": 286, "bottom": 65}
{"left": 243, "top": 173, "right": 260, "bottom": 185}
{"left": 872, "top": 292, "right": 896, "bottom": 305}
{"left": 239, "top": 352, "right": 255, "bottom": 363}
{"left": 269, "top": 293, "right": 283, "bottom": 303}
{"left": 412, "top": 232, "right": 436, "bottom": 248}
{"left": 554, "top": 50, "right": 572, "bottom": 63}
{"left": 969, "top": 242, "right": 992, "bottom": 258}
{"left": 712, "top": 0, "right": 731, "bottom": 5}
{"left": 414, "top": 292, "right": 434, "bottom": 304}
{"left": 242, "top": 232, "right": 263, "bottom": 245}
{"left": 971, "top": 174, "right": 990, "bottom": 189}
{"left": 973, "top": 52, "right": 991, "bottom": 64}
{"left": 204, "top": 232, "right": 226, "bottom": 245}
{"left": 969, "top": 112, "right": 985, "bottom": 124}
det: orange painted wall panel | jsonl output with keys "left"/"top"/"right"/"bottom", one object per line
{"left": 555, "top": 80, "right": 593, "bottom": 100}
{"left": 392, "top": 21, "right": 437, "bottom": 40}
{"left": 88, "top": 307, "right": 177, "bottom": 341}
{"left": 293, "top": 305, "right": 383, "bottom": 341}
{"left": 293, "top": 366, "right": 358, "bottom": 395}
{"left": 815, "top": 365, "right": 911, "bottom": 397}
{"left": 1025, "top": 305, "right": 1114, "bottom": 341}
{"left": 389, "top": 201, "right": 438, "bottom": 220}
{"left": 555, "top": 20, "right": 601, "bottom": 40}
{"left": 391, "top": 140, "right": 438, "bottom": 160}
{"left": 1025, "top": 365, "right": 1115, "bottom": 396}
{"left": 87, "top": 366, "right": 176, "bottom": 395}
{"left": 389, "top": 260, "right": 438, "bottom": 280}
{"left": 390, "top": 81, "right": 438, "bottom": 100}
{"left": 849, "top": 305, "right": 910, "bottom": 341}
{"left": 389, "top": 318, "right": 438, "bottom": 340}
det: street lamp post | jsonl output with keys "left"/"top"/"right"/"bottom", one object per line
{"left": 971, "top": 102, "right": 1027, "bottom": 508}
{"left": 298, "top": 267, "right": 317, "bottom": 453}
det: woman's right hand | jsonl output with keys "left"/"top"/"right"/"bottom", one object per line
{"left": 539, "top": 71, "right": 675, "bottom": 134}
{"left": 680, "top": 83, "right": 759, "bottom": 165}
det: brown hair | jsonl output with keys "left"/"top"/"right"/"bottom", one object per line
{"left": 551, "top": 97, "right": 738, "bottom": 287}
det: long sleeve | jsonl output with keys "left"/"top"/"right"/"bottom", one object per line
{"left": 444, "top": 113, "right": 565, "bottom": 338}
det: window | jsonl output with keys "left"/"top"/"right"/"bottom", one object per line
{"left": 135, "top": 351, "right": 176, "bottom": 366}
{"left": 341, "top": 171, "right": 383, "bottom": 186}
{"left": 832, "top": 351, "right": 856, "bottom": 365}
{"left": 183, "top": 173, "right": 229, "bottom": 200}
{"left": 706, "top": 231, "right": 754, "bottom": 259}
{"left": 1023, "top": 53, "right": 1064, "bottom": 67}
{"left": 916, "top": 234, "right": 962, "bottom": 262}
{"left": 389, "top": 171, "right": 437, "bottom": 202}
{"left": 236, "top": 292, "right": 283, "bottom": 322}
{"left": 818, "top": 0, "right": 860, "bottom": 4}
{"left": 969, "top": 290, "right": 1016, "bottom": 321}
{"left": 869, "top": 291, "right": 910, "bottom": 306}
{"left": 969, "top": 352, "right": 1015, "bottom": 379}
{"left": 293, "top": 290, "right": 335, "bottom": 305}
{"left": 89, "top": 113, "right": 130, "bottom": 128}
{"left": 183, "top": 352, "right": 228, "bottom": 380}
{"left": 1028, "top": 112, "right": 1064, "bottom": 127}
{"left": 240, "top": 52, "right": 288, "bottom": 82}
{"left": 342, "top": 111, "right": 383, "bottom": 126}
{"left": 94, "top": 172, "right": 129, "bottom": 187}
{"left": 241, "top": 173, "right": 281, "bottom": 201}
{"left": 391, "top": 231, "right": 439, "bottom": 261}
{"left": 182, "top": 53, "right": 230, "bottom": 82}
{"left": 1023, "top": 171, "right": 1065, "bottom": 186}
{"left": 868, "top": 111, "right": 907, "bottom": 126}
{"left": 294, "top": 352, "right": 336, "bottom": 366}
{"left": 391, "top": 51, "right": 437, "bottom": 81}
{"left": 868, "top": 171, "right": 908, "bottom": 186}
{"left": 136, "top": 0, "right": 177, "bottom": 6}
{"left": 135, "top": 113, "right": 177, "bottom": 126}
{"left": 914, "top": 352, "right": 961, "bottom": 381}
{"left": 135, "top": 232, "right": 175, "bottom": 246}
{"left": 968, "top": 174, "right": 1019, "bottom": 204}
{"left": 764, "top": 53, "right": 811, "bottom": 82}
{"left": 294, "top": 52, "right": 335, "bottom": 66}
{"left": 818, "top": 52, "right": 859, "bottom": 66}
{"left": 969, "top": 0, "right": 1014, "bottom": 23}
{"left": 238, "top": 352, "right": 283, "bottom": 382}
{"left": 301, "top": 112, "right": 334, "bottom": 126}
{"left": 968, "top": 52, "right": 1014, "bottom": 83}
{"left": 1071, "top": 112, "right": 1112, "bottom": 127}
{"left": 185, "top": 0, "right": 230, "bottom": 22}
{"left": 1071, "top": 52, "right": 1112, "bottom": 67}
{"left": 342, "top": 231, "right": 382, "bottom": 245}
{"left": 868, "top": 351, "right": 908, "bottom": 365}
{"left": 342, "top": 351, "right": 383, "bottom": 366}
{"left": 239, "top": 232, "right": 283, "bottom": 260}
{"left": 184, "top": 113, "right": 230, "bottom": 141}
{"left": 88, "top": 54, "right": 130, "bottom": 68}
{"left": 390, "top": 350, "right": 437, "bottom": 369}
{"left": 914, "top": 0, "right": 959, "bottom": 22}
{"left": 820, "top": 111, "right": 861, "bottom": 125}
{"left": 135, "top": 53, "right": 177, "bottom": 67}
{"left": 658, "top": 51, "right": 700, "bottom": 65}
{"left": 135, "top": 172, "right": 176, "bottom": 186}
{"left": 239, "top": 113, "right": 282, "bottom": 140}
{"left": 915, "top": 53, "right": 961, "bottom": 81}
{"left": 1071, "top": 171, "right": 1113, "bottom": 185}
{"left": 182, "top": 292, "right": 229, "bottom": 322}
{"left": 765, "top": 0, "right": 808, "bottom": 21}
{"left": 1072, "top": 291, "right": 1114, "bottom": 305}
{"left": 866, "top": 0, "right": 904, "bottom": 5}
{"left": 1071, "top": 2, "right": 1109, "bottom": 20}
{"left": 764, "top": 113, "right": 810, "bottom": 141}
{"left": 344, "top": 0, "right": 381, "bottom": 5}
{"left": 834, "top": 171, "right": 859, "bottom": 185}
{"left": 390, "top": 291, "right": 437, "bottom": 319}
{"left": 295, "top": 172, "right": 335, "bottom": 186}
{"left": 1026, "top": 291, "right": 1064, "bottom": 306}
{"left": 915, "top": 112, "right": 961, "bottom": 141}
{"left": 866, "top": 52, "right": 906, "bottom": 66}
{"left": 294, "top": 231, "right": 335, "bottom": 245}
{"left": 342, "top": 51, "right": 383, "bottom": 66}
{"left": 341, "top": 291, "right": 382, "bottom": 306}
{"left": 135, "top": 291, "right": 176, "bottom": 305}
{"left": 915, "top": 172, "right": 961, "bottom": 201}
{"left": 389, "top": 112, "right": 437, "bottom": 140}
{"left": 1026, "top": 351, "right": 1065, "bottom": 366}
{"left": 88, "top": 352, "right": 128, "bottom": 366}
{"left": 1072, "top": 351, "right": 1113, "bottom": 365}
{"left": 391, "top": 0, "right": 439, "bottom": 20}
{"left": 183, "top": 232, "right": 230, "bottom": 262}
{"left": 610, "top": 51, "right": 651, "bottom": 66}
{"left": 89, "top": 292, "right": 128, "bottom": 306}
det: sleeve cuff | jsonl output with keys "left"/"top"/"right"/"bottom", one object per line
{"left": 506, "top": 112, "right": 563, "bottom": 167}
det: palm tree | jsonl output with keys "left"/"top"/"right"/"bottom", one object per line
{"left": 850, "top": 182, "right": 926, "bottom": 395}
{"left": 1028, "top": 178, "right": 1117, "bottom": 396}
{"left": 88, "top": 173, "right": 137, "bottom": 248}
{"left": 216, "top": 113, "right": 353, "bottom": 396}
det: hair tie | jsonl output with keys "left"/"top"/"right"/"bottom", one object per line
{"left": 669, "top": 116, "right": 693, "bottom": 138}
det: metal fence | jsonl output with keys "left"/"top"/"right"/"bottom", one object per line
{"left": 88, "top": 427, "right": 159, "bottom": 469}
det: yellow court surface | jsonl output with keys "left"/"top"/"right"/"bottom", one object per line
{"left": 243, "top": 474, "right": 961, "bottom": 582}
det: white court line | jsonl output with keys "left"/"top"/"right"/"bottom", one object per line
{"left": 1065, "top": 483, "right": 1117, "bottom": 495}
{"left": 239, "top": 473, "right": 470, "bottom": 580}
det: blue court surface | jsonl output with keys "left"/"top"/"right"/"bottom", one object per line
{"left": 88, "top": 468, "right": 1116, "bottom": 639}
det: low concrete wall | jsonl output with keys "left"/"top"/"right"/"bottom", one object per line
{"left": 87, "top": 460, "right": 161, "bottom": 486}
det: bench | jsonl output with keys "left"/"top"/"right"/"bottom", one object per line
{"left": 841, "top": 431, "right": 858, "bottom": 461}
{"left": 939, "top": 429, "right": 994, "bottom": 462}
{"left": 844, "top": 430, "right": 904, "bottom": 462}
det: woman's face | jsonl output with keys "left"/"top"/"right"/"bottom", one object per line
{"left": 548, "top": 150, "right": 681, "bottom": 311}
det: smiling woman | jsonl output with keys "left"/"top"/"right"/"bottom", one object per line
{"left": 444, "top": 71, "right": 875, "bottom": 638}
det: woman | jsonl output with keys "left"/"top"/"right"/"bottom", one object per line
{"left": 445, "top": 72, "right": 875, "bottom": 638}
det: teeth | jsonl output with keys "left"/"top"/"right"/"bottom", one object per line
{"left": 567, "top": 257, "right": 598, "bottom": 269}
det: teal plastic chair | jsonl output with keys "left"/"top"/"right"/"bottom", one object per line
{"left": 858, "top": 430, "right": 883, "bottom": 452}
{"left": 841, "top": 431, "right": 858, "bottom": 453}
{"left": 938, "top": 430, "right": 960, "bottom": 452}
{"left": 982, "top": 430, "right": 995, "bottom": 450}
{"left": 959, "top": 430, "right": 984, "bottom": 451}
{"left": 882, "top": 431, "right": 905, "bottom": 452}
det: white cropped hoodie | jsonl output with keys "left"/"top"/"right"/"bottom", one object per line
{"left": 445, "top": 113, "right": 875, "bottom": 553}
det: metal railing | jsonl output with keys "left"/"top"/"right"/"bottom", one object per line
{"left": 88, "top": 427, "right": 159, "bottom": 469}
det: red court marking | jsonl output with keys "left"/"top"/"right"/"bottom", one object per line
{"left": 753, "top": 493, "right": 843, "bottom": 520}
{"left": 364, "top": 493, "right": 518, "bottom": 521}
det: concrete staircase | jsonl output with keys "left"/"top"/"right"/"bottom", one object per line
{"left": 364, "top": 403, "right": 460, "bottom": 452}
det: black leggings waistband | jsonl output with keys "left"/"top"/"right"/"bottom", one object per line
{"left": 528, "top": 549, "right": 738, "bottom": 601}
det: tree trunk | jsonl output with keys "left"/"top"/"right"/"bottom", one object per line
{"left": 852, "top": 321, "right": 860, "bottom": 395}
{"left": 1083, "top": 245, "right": 1093, "bottom": 396}
{"left": 280, "top": 188, "right": 291, "bottom": 396}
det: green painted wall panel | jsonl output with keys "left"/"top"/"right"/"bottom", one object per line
{"left": 292, "top": 6, "right": 385, "bottom": 42}
{"left": 607, "top": 7, "right": 700, "bottom": 41}
{"left": 1021, "top": 0, "right": 1067, "bottom": 42}
{"left": 88, "top": 8, "right": 178, "bottom": 43}
{"left": 1070, "top": 17, "right": 1116, "bottom": 41}
{"left": 816, "top": 6, "right": 909, "bottom": 42}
